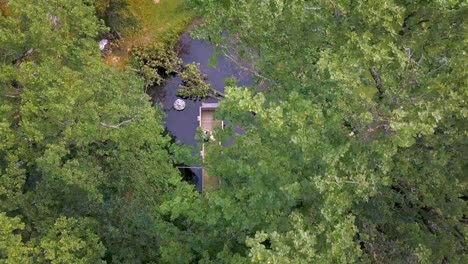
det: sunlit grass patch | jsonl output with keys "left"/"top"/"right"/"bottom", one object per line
{"left": 106, "top": 0, "right": 195, "bottom": 69}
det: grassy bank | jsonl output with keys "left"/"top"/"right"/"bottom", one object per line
{"left": 106, "top": 0, "right": 195, "bottom": 68}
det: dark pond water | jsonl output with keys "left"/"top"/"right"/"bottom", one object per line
{"left": 149, "top": 31, "right": 252, "bottom": 190}
{"left": 150, "top": 31, "right": 252, "bottom": 148}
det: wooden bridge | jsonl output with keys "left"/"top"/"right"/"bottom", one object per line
{"left": 198, "top": 103, "right": 223, "bottom": 191}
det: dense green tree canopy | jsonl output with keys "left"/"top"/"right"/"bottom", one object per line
{"left": 0, "top": 0, "right": 189, "bottom": 262}
{"left": 0, "top": 0, "right": 466, "bottom": 263}
{"left": 158, "top": 0, "right": 467, "bottom": 262}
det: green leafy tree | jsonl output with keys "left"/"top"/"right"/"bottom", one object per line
{"left": 0, "top": 0, "right": 192, "bottom": 262}
{"left": 177, "top": 63, "right": 224, "bottom": 100}
{"left": 159, "top": 0, "right": 468, "bottom": 262}
{"left": 131, "top": 41, "right": 182, "bottom": 88}
{"left": 38, "top": 217, "right": 105, "bottom": 264}
{"left": 0, "top": 213, "right": 33, "bottom": 263}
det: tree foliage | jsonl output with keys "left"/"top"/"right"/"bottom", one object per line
{"left": 177, "top": 63, "right": 223, "bottom": 100}
{"left": 0, "top": 0, "right": 190, "bottom": 262}
{"left": 131, "top": 41, "right": 182, "bottom": 87}
{"left": 0, "top": 213, "right": 33, "bottom": 263}
{"left": 160, "top": 0, "right": 468, "bottom": 262}
{"left": 1, "top": 0, "right": 466, "bottom": 263}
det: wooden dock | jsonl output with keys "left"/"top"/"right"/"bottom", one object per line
{"left": 198, "top": 103, "right": 222, "bottom": 191}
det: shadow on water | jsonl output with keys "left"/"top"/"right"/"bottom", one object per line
{"left": 178, "top": 167, "right": 203, "bottom": 191}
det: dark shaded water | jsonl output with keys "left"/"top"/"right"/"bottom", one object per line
{"left": 150, "top": 31, "right": 252, "bottom": 148}
{"left": 149, "top": 31, "right": 252, "bottom": 190}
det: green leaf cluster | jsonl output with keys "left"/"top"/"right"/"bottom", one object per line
{"left": 158, "top": 0, "right": 468, "bottom": 262}
{"left": 177, "top": 63, "right": 223, "bottom": 100}
{"left": 0, "top": 0, "right": 193, "bottom": 262}
{"left": 131, "top": 41, "right": 182, "bottom": 87}
{"left": 1, "top": 0, "right": 466, "bottom": 263}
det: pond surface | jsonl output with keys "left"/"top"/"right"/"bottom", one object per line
{"left": 149, "top": 31, "right": 252, "bottom": 190}
{"left": 150, "top": 31, "right": 252, "bottom": 149}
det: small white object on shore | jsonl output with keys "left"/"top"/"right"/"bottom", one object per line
{"left": 99, "top": 39, "right": 108, "bottom": 51}
{"left": 173, "top": 99, "right": 186, "bottom": 111}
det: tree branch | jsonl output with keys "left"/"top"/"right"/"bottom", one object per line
{"left": 222, "top": 52, "right": 275, "bottom": 83}
{"left": 13, "top": 48, "right": 34, "bottom": 65}
{"left": 4, "top": 93, "right": 21, "bottom": 98}
{"left": 100, "top": 118, "right": 134, "bottom": 129}
{"left": 369, "top": 68, "right": 384, "bottom": 100}
{"left": 210, "top": 89, "right": 224, "bottom": 99}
